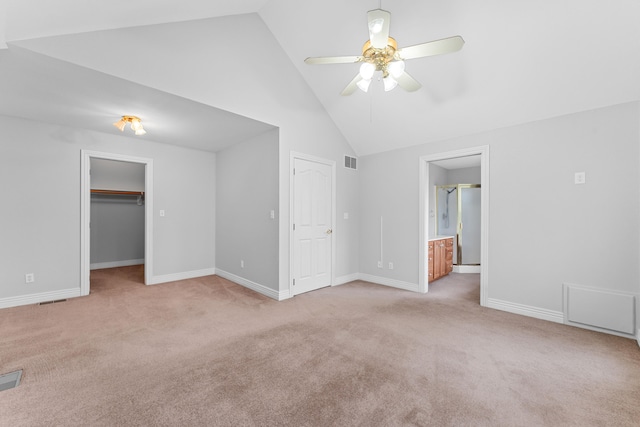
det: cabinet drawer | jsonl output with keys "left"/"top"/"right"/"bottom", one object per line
{"left": 445, "top": 238, "right": 454, "bottom": 247}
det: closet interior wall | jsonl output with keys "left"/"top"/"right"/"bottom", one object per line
{"left": 90, "top": 159, "right": 145, "bottom": 271}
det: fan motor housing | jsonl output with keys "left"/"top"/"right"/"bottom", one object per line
{"left": 362, "top": 37, "right": 399, "bottom": 74}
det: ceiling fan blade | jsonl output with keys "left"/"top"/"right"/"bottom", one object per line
{"left": 305, "top": 56, "right": 361, "bottom": 65}
{"left": 398, "top": 36, "right": 465, "bottom": 60}
{"left": 396, "top": 71, "right": 422, "bottom": 92}
{"left": 341, "top": 74, "right": 363, "bottom": 96}
{"left": 367, "top": 9, "right": 391, "bottom": 49}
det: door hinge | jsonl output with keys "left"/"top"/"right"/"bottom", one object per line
{"left": 293, "top": 168, "right": 295, "bottom": 175}
{"left": 293, "top": 223, "right": 296, "bottom": 231}
{"left": 293, "top": 279, "right": 296, "bottom": 286}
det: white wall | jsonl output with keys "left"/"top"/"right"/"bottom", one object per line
{"left": 91, "top": 158, "right": 145, "bottom": 191}
{"left": 0, "top": 115, "right": 215, "bottom": 302}
{"left": 216, "top": 129, "right": 279, "bottom": 291}
{"left": 15, "top": 13, "right": 360, "bottom": 292}
{"left": 90, "top": 197, "right": 145, "bottom": 266}
{"left": 360, "top": 102, "right": 640, "bottom": 319}
{"left": 447, "top": 166, "right": 481, "bottom": 185}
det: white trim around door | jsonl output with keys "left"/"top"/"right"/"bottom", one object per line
{"left": 80, "top": 150, "right": 154, "bottom": 296}
{"left": 289, "top": 152, "right": 337, "bottom": 297}
{"left": 419, "top": 146, "right": 490, "bottom": 307}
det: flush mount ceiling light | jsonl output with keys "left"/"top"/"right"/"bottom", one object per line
{"left": 113, "top": 115, "right": 146, "bottom": 136}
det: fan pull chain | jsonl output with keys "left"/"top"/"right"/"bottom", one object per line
{"left": 369, "top": 85, "right": 373, "bottom": 123}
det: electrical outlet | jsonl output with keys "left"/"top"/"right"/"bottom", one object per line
{"left": 388, "top": 262, "right": 394, "bottom": 270}
{"left": 25, "top": 273, "right": 35, "bottom": 284}
{"left": 241, "top": 260, "right": 244, "bottom": 268}
{"left": 377, "top": 261, "right": 383, "bottom": 268}
{"left": 574, "top": 172, "right": 586, "bottom": 184}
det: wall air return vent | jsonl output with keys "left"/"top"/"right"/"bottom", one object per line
{"left": 344, "top": 155, "right": 358, "bottom": 170}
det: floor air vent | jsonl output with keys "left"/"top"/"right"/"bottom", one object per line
{"left": 39, "top": 299, "right": 67, "bottom": 305}
{"left": 0, "top": 370, "right": 23, "bottom": 392}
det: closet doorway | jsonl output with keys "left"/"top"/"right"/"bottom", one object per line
{"left": 80, "top": 151, "right": 154, "bottom": 296}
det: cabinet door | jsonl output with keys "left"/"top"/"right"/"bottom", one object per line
{"left": 427, "top": 242, "right": 434, "bottom": 281}
{"left": 433, "top": 240, "right": 443, "bottom": 279}
{"left": 445, "top": 238, "right": 454, "bottom": 274}
{"left": 439, "top": 240, "right": 448, "bottom": 278}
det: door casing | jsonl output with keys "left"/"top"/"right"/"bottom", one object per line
{"left": 80, "top": 150, "right": 154, "bottom": 295}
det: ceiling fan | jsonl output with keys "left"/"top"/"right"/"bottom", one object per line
{"left": 304, "top": 9, "right": 464, "bottom": 96}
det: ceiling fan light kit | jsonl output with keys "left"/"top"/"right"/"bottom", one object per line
{"left": 304, "top": 8, "right": 464, "bottom": 96}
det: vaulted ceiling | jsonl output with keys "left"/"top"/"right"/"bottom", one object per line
{"left": 1, "top": 0, "right": 639, "bottom": 156}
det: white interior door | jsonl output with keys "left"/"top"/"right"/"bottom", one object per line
{"left": 292, "top": 158, "right": 332, "bottom": 295}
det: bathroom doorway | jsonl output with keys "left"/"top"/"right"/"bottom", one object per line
{"left": 419, "top": 146, "right": 489, "bottom": 306}
{"left": 435, "top": 183, "right": 481, "bottom": 272}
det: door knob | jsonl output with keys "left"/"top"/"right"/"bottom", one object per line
{"left": 326, "top": 229, "right": 333, "bottom": 235}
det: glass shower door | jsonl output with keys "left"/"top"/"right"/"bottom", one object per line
{"left": 459, "top": 186, "right": 481, "bottom": 265}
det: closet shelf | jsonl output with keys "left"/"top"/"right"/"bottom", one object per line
{"left": 91, "top": 189, "right": 144, "bottom": 196}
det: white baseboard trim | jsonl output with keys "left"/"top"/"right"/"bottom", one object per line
{"left": 453, "top": 265, "right": 481, "bottom": 274}
{"left": 90, "top": 259, "right": 144, "bottom": 270}
{"left": 0, "top": 288, "right": 82, "bottom": 310}
{"left": 358, "top": 274, "right": 420, "bottom": 293}
{"left": 486, "top": 298, "right": 564, "bottom": 324}
{"left": 215, "top": 269, "right": 284, "bottom": 301}
{"left": 149, "top": 268, "right": 216, "bottom": 286}
{"left": 334, "top": 273, "right": 360, "bottom": 286}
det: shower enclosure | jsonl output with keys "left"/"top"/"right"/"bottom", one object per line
{"left": 435, "top": 184, "right": 481, "bottom": 267}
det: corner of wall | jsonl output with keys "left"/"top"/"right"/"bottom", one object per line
{"left": 215, "top": 269, "right": 287, "bottom": 301}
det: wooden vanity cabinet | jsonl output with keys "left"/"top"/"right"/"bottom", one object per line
{"left": 427, "top": 241, "right": 434, "bottom": 281}
{"left": 428, "top": 237, "right": 454, "bottom": 282}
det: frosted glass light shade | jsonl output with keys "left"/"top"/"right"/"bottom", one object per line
{"left": 383, "top": 76, "right": 398, "bottom": 92}
{"left": 356, "top": 79, "right": 371, "bottom": 92}
{"left": 113, "top": 119, "right": 126, "bottom": 132}
{"left": 388, "top": 60, "right": 405, "bottom": 78}
{"left": 359, "top": 62, "right": 376, "bottom": 80}
{"left": 368, "top": 18, "right": 384, "bottom": 34}
{"left": 130, "top": 119, "right": 143, "bottom": 131}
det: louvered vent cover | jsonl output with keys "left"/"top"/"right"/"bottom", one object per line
{"left": 344, "top": 155, "right": 357, "bottom": 170}
{"left": 0, "top": 370, "right": 22, "bottom": 392}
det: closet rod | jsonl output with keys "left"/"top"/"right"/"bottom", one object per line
{"left": 91, "top": 189, "right": 144, "bottom": 196}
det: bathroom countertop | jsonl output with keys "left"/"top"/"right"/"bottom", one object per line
{"left": 428, "top": 235, "right": 455, "bottom": 241}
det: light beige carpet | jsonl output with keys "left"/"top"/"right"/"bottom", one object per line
{"left": 0, "top": 267, "right": 639, "bottom": 426}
